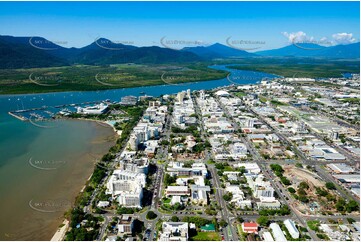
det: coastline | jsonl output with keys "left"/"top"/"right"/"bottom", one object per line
{"left": 50, "top": 118, "right": 118, "bottom": 241}
{"left": 51, "top": 220, "right": 69, "bottom": 241}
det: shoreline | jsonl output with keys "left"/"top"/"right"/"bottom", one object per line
{"left": 0, "top": 71, "right": 229, "bottom": 96}
{"left": 51, "top": 219, "right": 69, "bottom": 241}
{"left": 50, "top": 118, "right": 118, "bottom": 241}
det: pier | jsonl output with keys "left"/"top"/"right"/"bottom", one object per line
{"left": 8, "top": 100, "right": 104, "bottom": 121}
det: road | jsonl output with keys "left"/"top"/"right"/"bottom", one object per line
{"left": 216, "top": 95, "right": 320, "bottom": 241}
{"left": 193, "top": 96, "right": 239, "bottom": 241}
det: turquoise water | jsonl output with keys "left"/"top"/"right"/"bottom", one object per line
{"left": 0, "top": 65, "right": 277, "bottom": 240}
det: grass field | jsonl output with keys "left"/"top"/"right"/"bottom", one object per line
{"left": 0, "top": 63, "right": 228, "bottom": 94}
{"left": 307, "top": 220, "right": 320, "bottom": 232}
{"left": 191, "top": 232, "right": 221, "bottom": 241}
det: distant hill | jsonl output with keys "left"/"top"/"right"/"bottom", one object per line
{"left": 0, "top": 36, "right": 68, "bottom": 68}
{"left": 0, "top": 36, "right": 201, "bottom": 68}
{"left": 255, "top": 42, "right": 360, "bottom": 59}
{"left": 69, "top": 39, "right": 200, "bottom": 65}
{"left": 183, "top": 43, "right": 256, "bottom": 59}
{"left": 0, "top": 35, "right": 359, "bottom": 69}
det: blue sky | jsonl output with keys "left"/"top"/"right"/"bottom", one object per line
{"left": 0, "top": 1, "right": 359, "bottom": 51}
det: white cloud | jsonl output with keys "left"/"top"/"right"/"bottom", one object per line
{"left": 332, "top": 33, "right": 357, "bottom": 45}
{"left": 282, "top": 31, "right": 314, "bottom": 43}
{"left": 282, "top": 31, "right": 357, "bottom": 46}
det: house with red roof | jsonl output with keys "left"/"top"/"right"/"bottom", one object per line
{"left": 241, "top": 222, "right": 259, "bottom": 234}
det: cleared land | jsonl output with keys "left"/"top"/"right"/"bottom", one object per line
{"left": 283, "top": 165, "right": 341, "bottom": 215}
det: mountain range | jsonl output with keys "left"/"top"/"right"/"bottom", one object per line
{"left": 255, "top": 42, "right": 360, "bottom": 59}
{"left": 0, "top": 35, "right": 359, "bottom": 69}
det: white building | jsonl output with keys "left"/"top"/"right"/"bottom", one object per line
{"left": 76, "top": 103, "right": 108, "bottom": 114}
{"left": 166, "top": 186, "right": 190, "bottom": 196}
{"left": 270, "top": 223, "right": 287, "bottom": 242}
{"left": 233, "top": 163, "right": 261, "bottom": 174}
{"left": 106, "top": 170, "right": 146, "bottom": 208}
{"left": 160, "top": 222, "right": 189, "bottom": 241}
{"left": 117, "top": 215, "right": 134, "bottom": 235}
{"left": 190, "top": 185, "right": 210, "bottom": 205}
{"left": 167, "top": 162, "right": 208, "bottom": 178}
{"left": 263, "top": 231, "right": 275, "bottom": 242}
{"left": 226, "top": 185, "right": 252, "bottom": 209}
{"left": 284, "top": 219, "right": 299, "bottom": 239}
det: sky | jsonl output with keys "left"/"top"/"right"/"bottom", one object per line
{"left": 0, "top": 1, "right": 359, "bottom": 51}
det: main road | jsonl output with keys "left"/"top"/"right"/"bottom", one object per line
{"left": 216, "top": 95, "right": 319, "bottom": 241}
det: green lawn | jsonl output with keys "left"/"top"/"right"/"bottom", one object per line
{"left": 234, "top": 91, "right": 246, "bottom": 98}
{"left": 307, "top": 220, "right": 320, "bottom": 232}
{"left": 259, "top": 96, "right": 268, "bottom": 103}
{"left": 191, "top": 232, "right": 221, "bottom": 241}
{"left": 163, "top": 198, "right": 171, "bottom": 204}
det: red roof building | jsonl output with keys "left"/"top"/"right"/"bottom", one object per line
{"left": 241, "top": 222, "right": 259, "bottom": 234}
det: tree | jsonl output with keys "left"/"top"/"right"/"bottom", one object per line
{"left": 257, "top": 216, "right": 269, "bottom": 226}
{"left": 297, "top": 188, "right": 307, "bottom": 196}
{"left": 223, "top": 193, "right": 233, "bottom": 202}
{"left": 347, "top": 218, "right": 356, "bottom": 224}
{"left": 280, "top": 176, "right": 291, "bottom": 186}
{"left": 315, "top": 187, "right": 328, "bottom": 197}
{"left": 219, "top": 219, "right": 228, "bottom": 228}
{"left": 270, "top": 164, "right": 284, "bottom": 173}
{"left": 164, "top": 174, "right": 177, "bottom": 186}
{"left": 161, "top": 140, "right": 169, "bottom": 146}
{"left": 298, "top": 195, "right": 309, "bottom": 203}
{"left": 173, "top": 202, "right": 184, "bottom": 211}
{"left": 346, "top": 200, "right": 359, "bottom": 213}
{"left": 215, "top": 163, "right": 225, "bottom": 170}
{"left": 146, "top": 211, "right": 157, "bottom": 220}
{"left": 288, "top": 187, "right": 296, "bottom": 194}
{"left": 336, "top": 199, "right": 346, "bottom": 212}
{"left": 170, "top": 216, "right": 180, "bottom": 222}
{"left": 298, "top": 181, "right": 309, "bottom": 190}
{"left": 325, "top": 182, "right": 336, "bottom": 190}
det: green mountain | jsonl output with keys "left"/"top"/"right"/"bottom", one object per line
{"left": 0, "top": 36, "right": 201, "bottom": 68}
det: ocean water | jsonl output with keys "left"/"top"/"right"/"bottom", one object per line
{"left": 0, "top": 65, "right": 277, "bottom": 240}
